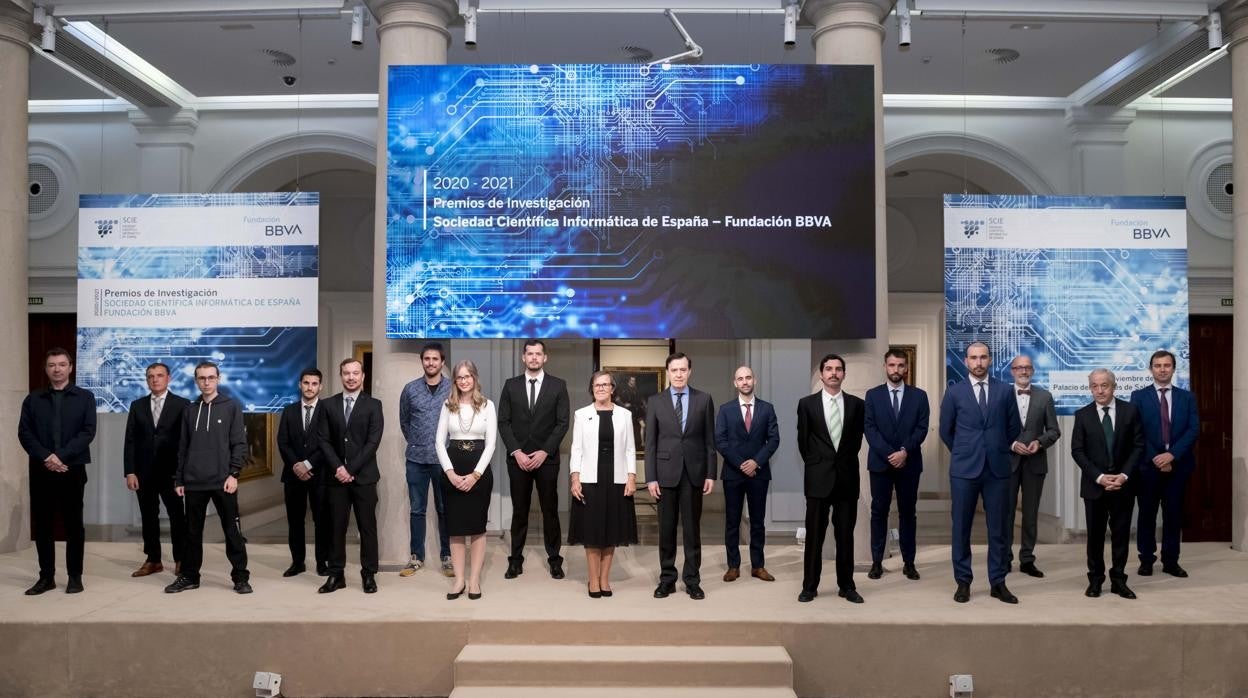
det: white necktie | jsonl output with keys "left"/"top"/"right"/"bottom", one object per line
{"left": 152, "top": 396, "right": 163, "bottom": 423}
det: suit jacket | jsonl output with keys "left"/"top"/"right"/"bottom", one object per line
{"left": 644, "top": 387, "right": 717, "bottom": 487}
{"left": 568, "top": 404, "right": 636, "bottom": 485}
{"left": 316, "top": 392, "right": 384, "bottom": 486}
{"left": 1070, "top": 399, "right": 1144, "bottom": 500}
{"left": 863, "top": 384, "right": 928, "bottom": 474}
{"left": 1129, "top": 385, "right": 1200, "bottom": 476}
{"left": 18, "top": 384, "right": 97, "bottom": 471}
{"left": 939, "top": 378, "right": 1022, "bottom": 480}
{"left": 277, "top": 400, "right": 328, "bottom": 483}
{"left": 714, "top": 398, "right": 780, "bottom": 482}
{"left": 796, "top": 390, "right": 865, "bottom": 500}
{"left": 1009, "top": 385, "right": 1062, "bottom": 475}
{"left": 123, "top": 392, "right": 189, "bottom": 481}
{"left": 497, "top": 373, "right": 570, "bottom": 470}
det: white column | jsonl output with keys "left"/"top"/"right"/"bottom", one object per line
{"left": 805, "top": 0, "right": 892, "bottom": 565}
{"left": 129, "top": 108, "right": 198, "bottom": 192}
{"left": 1065, "top": 105, "right": 1135, "bottom": 195}
{"left": 366, "top": 0, "right": 458, "bottom": 566}
{"left": 0, "top": 1, "right": 32, "bottom": 554}
{"left": 1224, "top": 0, "right": 1248, "bottom": 551}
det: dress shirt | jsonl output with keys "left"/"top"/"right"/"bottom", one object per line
{"left": 822, "top": 389, "right": 844, "bottom": 442}
{"left": 738, "top": 396, "right": 755, "bottom": 424}
{"left": 342, "top": 390, "right": 361, "bottom": 420}
{"left": 299, "top": 398, "right": 319, "bottom": 471}
{"left": 1153, "top": 383, "right": 1173, "bottom": 423}
{"left": 151, "top": 391, "right": 168, "bottom": 422}
{"left": 1014, "top": 383, "right": 1031, "bottom": 425}
{"left": 973, "top": 380, "right": 990, "bottom": 405}
{"left": 669, "top": 386, "right": 690, "bottom": 428}
{"left": 1092, "top": 400, "right": 1125, "bottom": 485}
{"left": 525, "top": 370, "right": 545, "bottom": 407}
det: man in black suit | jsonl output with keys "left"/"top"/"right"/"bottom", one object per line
{"left": 123, "top": 362, "right": 189, "bottom": 578}
{"left": 796, "top": 353, "right": 865, "bottom": 604}
{"left": 498, "top": 339, "right": 570, "bottom": 580}
{"left": 646, "top": 352, "right": 717, "bottom": 600}
{"left": 1070, "top": 369, "right": 1144, "bottom": 599}
{"left": 276, "top": 368, "right": 330, "bottom": 577}
{"left": 715, "top": 365, "right": 780, "bottom": 583}
{"left": 315, "top": 358, "right": 384, "bottom": 594}
{"left": 18, "top": 348, "right": 97, "bottom": 595}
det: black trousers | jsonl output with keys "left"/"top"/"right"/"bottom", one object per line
{"left": 507, "top": 462, "right": 562, "bottom": 565}
{"left": 802, "top": 494, "right": 857, "bottom": 594}
{"left": 658, "top": 471, "right": 703, "bottom": 586}
{"left": 327, "top": 482, "right": 378, "bottom": 575}
{"left": 1085, "top": 490, "right": 1135, "bottom": 583}
{"left": 30, "top": 469, "right": 86, "bottom": 578}
{"left": 1006, "top": 466, "right": 1046, "bottom": 566}
{"left": 183, "top": 489, "right": 249, "bottom": 583}
{"left": 284, "top": 478, "right": 329, "bottom": 568}
{"left": 723, "top": 476, "right": 769, "bottom": 569}
{"left": 136, "top": 475, "right": 187, "bottom": 564}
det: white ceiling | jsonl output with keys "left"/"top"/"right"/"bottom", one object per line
{"left": 26, "top": 2, "right": 1232, "bottom": 102}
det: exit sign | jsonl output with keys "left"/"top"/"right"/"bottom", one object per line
{"left": 27, "top": 297, "right": 43, "bottom": 306}
{"left": 1222, "top": 298, "right": 1234, "bottom": 307}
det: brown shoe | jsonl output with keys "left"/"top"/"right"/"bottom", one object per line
{"left": 723, "top": 567, "right": 740, "bottom": 582}
{"left": 131, "top": 561, "right": 164, "bottom": 577}
{"left": 751, "top": 567, "right": 775, "bottom": 582}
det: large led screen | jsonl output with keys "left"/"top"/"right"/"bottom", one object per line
{"left": 386, "top": 63, "right": 875, "bottom": 339}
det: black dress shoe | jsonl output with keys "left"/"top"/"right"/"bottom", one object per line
{"left": 990, "top": 583, "right": 1019, "bottom": 604}
{"left": 903, "top": 563, "right": 920, "bottom": 580}
{"left": 867, "top": 563, "right": 883, "bottom": 580}
{"left": 316, "top": 562, "right": 329, "bottom": 577}
{"left": 1138, "top": 561, "right": 1154, "bottom": 576}
{"left": 468, "top": 587, "right": 482, "bottom": 600}
{"left": 653, "top": 582, "right": 675, "bottom": 599}
{"left": 838, "top": 588, "right": 864, "bottom": 604}
{"left": 66, "top": 575, "right": 84, "bottom": 594}
{"left": 549, "top": 561, "right": 565, "bottom": 580}
{"left": 504, "top": 562, "right": 523, "bottom": 579}
{"left": 600, "top": 589, "right": 613, "bottom": 597}
{"left": 953, "top": 582, "right": 970, "bottom": 603}
{"left": 25, "top": 577, "right": 56, "bottom": 595}
{"left": 283, "top": 563, "right": 306, "bottom": 578}
{"left": 686, "top": 584, "right": 705, "bottom": 600}
{"left": 797, "top": 590, "right": 817, "bottom": 603}
{"left": 1085, "top": 581, "right": 1103, "bottom": 597}
{"left": 362, "top": 573, "right": 378, "bottom": 594}
{"left": 447, "top": 584, "right": 466, "bottom": 600}
{"left": 234, "top": 580, "right": 254, "bottom": 594}
{"left": 1162, "top": 564, "right": 1188, "bottom": 578}
{"left": 1110, "top": 580, "right": 1137, "bottom": 599}
{"left": 318, "top": 575, "right": 346, "bottom": 594}
{"left": 1019, "top": 563, "right": 1045, "bottom": 578}
{"left": 164, "top": 576, "right": 200, "bottom": 593}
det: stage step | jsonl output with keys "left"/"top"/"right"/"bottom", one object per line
{"left": 450, "top": 644, "right": 794, "bottom": 695}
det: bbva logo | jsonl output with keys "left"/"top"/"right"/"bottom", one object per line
{"left": 264, "top": 224, "right": 303, "bottom": 236}
{"left": 1132, "top": 228, "right": 1171, "bottom": 240}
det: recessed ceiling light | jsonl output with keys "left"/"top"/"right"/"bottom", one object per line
{"left": 1009, "top": 23, "right": 1045, "bottom": 30}
{"left": 985, "top": 48, "right": 1021, "bottom": 64}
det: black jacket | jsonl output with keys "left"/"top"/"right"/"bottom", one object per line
{"left": 277, "top": 400, "right": 328, "bottom": 483}
{"left": 176, "top": 393, "right": 248, "bottom": 491}
{"left": 124, "top": 392, "right": 190, "bottom": 481}
{"left": 18, "top": 384, "right": 97, "bottom": 472}
{"left": 316, "top": 392, "right": 384, "bottom": 486}
{"left": 1071, "top": 398, "right": 1144, "bottom": 500}
{"left": 796, "top": 391, "right": 865, "bottom": 500}
{"left": 497, "top": 373, "right": 570, "bottom": 468}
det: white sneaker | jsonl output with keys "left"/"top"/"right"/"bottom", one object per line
{"left": 399, "top": 556, "right": 423, "bottom": 577}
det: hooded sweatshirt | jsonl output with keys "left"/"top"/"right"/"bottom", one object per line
{"left": 176, "top": 392, "right": 248, "bottom": 491}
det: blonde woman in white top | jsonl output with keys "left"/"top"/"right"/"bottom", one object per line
{"left": 435, "top": 360, "right": 497, "bottom": 600}
{"left": 568, "top": 371, "right": 638, "bottom": 598}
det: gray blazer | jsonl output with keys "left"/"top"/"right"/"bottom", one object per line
{"left": 1010, "top": 385, "right": 1061, "bottom": 475}
{"left": 643, "top": 387, "right": 717, "bottom": 487}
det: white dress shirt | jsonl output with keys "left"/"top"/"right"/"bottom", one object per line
{"left": 1093, "top": 400, "right": 1125, "bottom": 485}
{"left": 1014, "top": 383, "right": 1031, "bottom": 425}
{"left": 436, "top": 400, "right": 498, "bottom": 475}
{"left": 822, "top": 389, "right": 844, "bottom": 445}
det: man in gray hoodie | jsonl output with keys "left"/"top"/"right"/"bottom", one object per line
{"left": 166, "top": 361, "right": 252, "bottom": 594}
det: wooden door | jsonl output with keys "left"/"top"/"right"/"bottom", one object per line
{"left": 1185, "top": 315, "right": 1232, "bottom": 542}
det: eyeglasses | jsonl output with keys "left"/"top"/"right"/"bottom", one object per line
{"left": 455, "top": 375, "right": 474, "bottom": 382}
{"left": 592, "top": 383, "right": 613, "bottom": 390}
{"left": 1011, "top": 366, "right": 1034, "bottom": 372}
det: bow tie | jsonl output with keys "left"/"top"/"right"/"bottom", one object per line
{"left": 1016, "top": 388, "right": 1031, "bottom": 396}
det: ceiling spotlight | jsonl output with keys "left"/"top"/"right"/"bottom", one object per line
{"left": 40, "top": 12, "right": 56, "bottom": 53}
{"left": 350, "top": 5, "right": 366, "bottom": 47}
{"left": 463, "top": 6, "right": 478, "bottom": 48}
{"left": 1208, "top": 11, "right": 1223, "bottom": 51}
{"left": 897, "top": 0, "right": 912, "bottom": 49}
{"left": 783, "top": 2, "right": 798, "bottom": 47}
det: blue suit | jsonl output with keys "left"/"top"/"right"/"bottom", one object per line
{"left": 715, "top": 398, "right": 780, "bottom": 570}
{"left": 863, "top": 383, "right": 929, "bottom": 565}
{"left": 939, "top": 378, "right": 1022, "bottom": 585}
{"left": 1130, "top": 384, "right": 1200, "bottom": 566}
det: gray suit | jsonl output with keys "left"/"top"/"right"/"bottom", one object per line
{"left": 1006, "top": 385, "right": 1061, "bottom": 567}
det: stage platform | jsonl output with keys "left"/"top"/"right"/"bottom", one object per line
{"left": 2, "top": 541, "right": 1247, "bottom": 697}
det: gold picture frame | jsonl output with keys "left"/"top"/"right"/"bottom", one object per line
{"left": 239, "top": 413, "right": 278, "bottom": 482}
{"left": 603, "top": 366, "right": 668, "bottom": 458}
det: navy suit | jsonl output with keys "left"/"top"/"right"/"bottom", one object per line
{"left": 1130, "top": 384, "right": 1200, "bottom": 567}
{"left": 715, "top": 398, "right": 780, "bottom": 570}
{"left": 939, "top": 378, "right": 1022, "bottom": 586}
{"left": 863, "top": 383, "right": 929, "bottom": 566}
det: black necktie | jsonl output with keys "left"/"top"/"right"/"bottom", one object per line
{"left": 529, "top": 379, "right": 537, "bottom": 410}
{"left": 1101, "top": 406, "right": 1114, "bottom": 458}
{"left": 304, "top": 405, "right": 312, "bottom": 432}
{"left": 675, "top": 392, "right": 685, "bottom": 431}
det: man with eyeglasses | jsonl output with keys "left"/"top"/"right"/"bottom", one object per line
{"left": 1005, "top": 355, "right": 1061, "bottom": 578}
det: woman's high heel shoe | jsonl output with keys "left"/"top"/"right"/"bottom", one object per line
{"left": 447, "top": 584, "right": 466, "bottom": 600}
{"left": 588, "top": 584, "right": 602, "bottom": 599}
{"left": 600, "top": 588, "right": 613, "bottom": 597}
{"left": 468, "top": 586, "right": 482, "bottom": 600}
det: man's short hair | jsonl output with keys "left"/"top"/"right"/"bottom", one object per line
{"left": 45, "top": 347, "right": 73, "bottom": 363}
{"left": 523, "top": 339, "right": 546, "bottom": 353}
{"left": 965, "top": 341, "right": 991, "bottom": 358}
{"left": 339, "top": 358, "right": 363, "bottom": 372}
{"left": 1149, "top": 349, "right": 1177, "bottom": 368}
{"left": 420, "top": 342, "right": 445, "bottom": 360}
{"left": 193, "top": 361, "right": 219, "bottom": 377}
{"left": 299, "top": 368, "right": 323, "bottom": 382}
{"left": 884, "top": 348, "right": 908, "bottom": 362}
{"left": 665, "top": 352, "right": 691, "bottom": 369}
{"left": 819, "top": 353, "right": 845, "bottom": 372}
{"left": 1088, "top": 368, "right": 1116, "bottom": 385}
{"left": 145, "top": 362, "right": 170, "bottom": 375}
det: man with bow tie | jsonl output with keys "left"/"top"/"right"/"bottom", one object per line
{"left": 1005, "top": 355, "right": 1061, "bottom": 578}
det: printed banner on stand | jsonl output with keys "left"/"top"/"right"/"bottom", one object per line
{"left": 77, "top": 193, "right": 319, "bottom": 413}
{"left": 943, "top": 194, "right": 1189, "bottom": 415}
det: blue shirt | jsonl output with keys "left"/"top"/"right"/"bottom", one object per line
{"left": 399, "top": 376, "right": 452, "bottom": 463}
{"left": 669, "top": 386, "right": 689, "bottom": 428}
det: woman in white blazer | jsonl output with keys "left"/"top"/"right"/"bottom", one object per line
{"left": 568, "top": 371, "right": 638, "bottom": 598}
